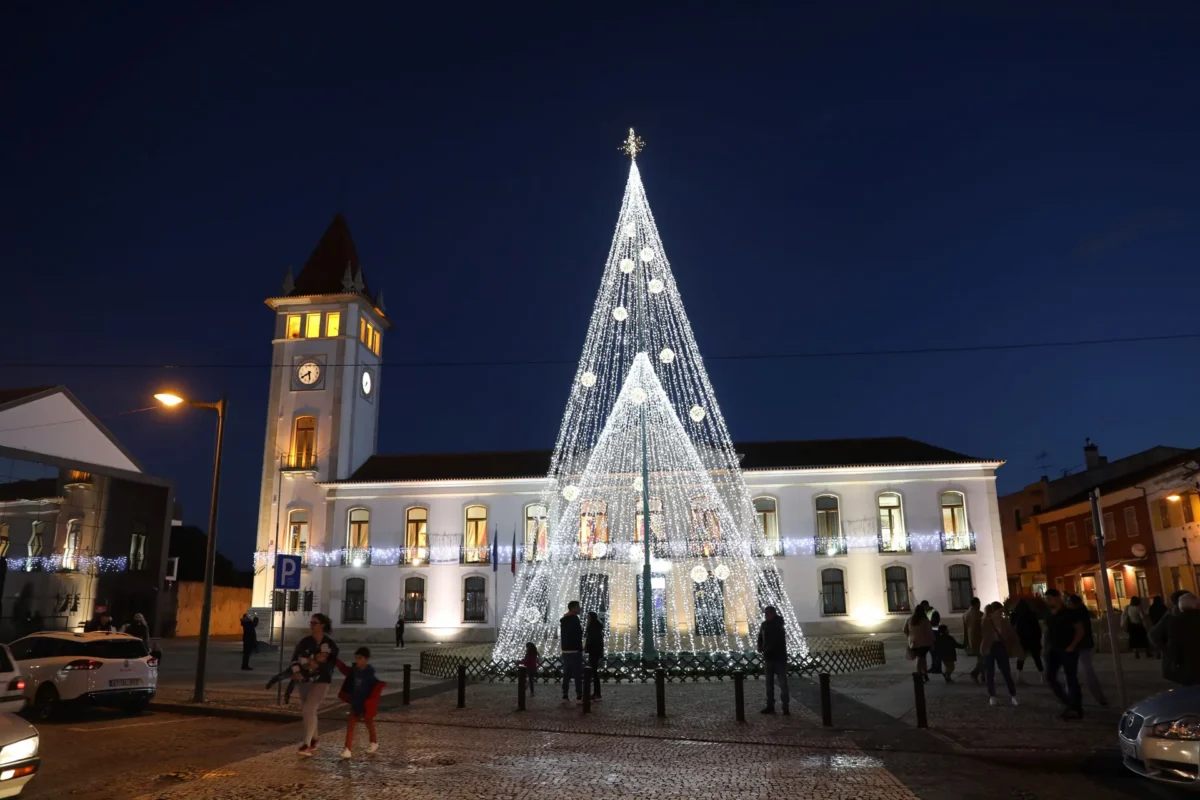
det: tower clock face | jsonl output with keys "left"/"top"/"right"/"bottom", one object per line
{"left": 361, "top": 369, "right": 372, "bottom": 396}
{"left": 297, "top": 361, "right": 321, "bottom": 385}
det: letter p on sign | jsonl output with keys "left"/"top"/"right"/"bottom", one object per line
{"left": 275, "top": 554, "right": 302, "bottom": 590}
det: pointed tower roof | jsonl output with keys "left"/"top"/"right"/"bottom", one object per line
{"left": 288, "top": 214, "right": 372, "bottom": 299}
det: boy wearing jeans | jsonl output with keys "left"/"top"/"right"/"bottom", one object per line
{"left": 560, "top": 601, "right": 584, "bottom": 703}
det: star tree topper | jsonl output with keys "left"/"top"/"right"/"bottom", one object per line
{"left": 620, "top": 127, "right": 645, "bottom": 159}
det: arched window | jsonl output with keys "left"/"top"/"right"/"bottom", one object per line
{"left": 815, "top": 495, "right": 846, "bottom": 555}
{"left": 27, "top": 521, "right": 44, "bottom": 571}
{"left": 690, "top": 496, "right": 722, "bottom": 557}
{"left": 940, "top": 491, "right": 973, "bottom": 551}
{"left": 821, "top": 567, "right": 847, "bottom": 616}
{"left": 635, "top": 497, "right": 662, "bottom": 545}
{"left": 287, "top": 510, "right": 309, "bottom": 560}
{"left": 404, "top": 576, "right": 425, "bottom": 622}
{"left": 463, "top": 506, "right": 488, "bottom": 564}
{"left": 0, "top": 522, "right": 9, "bottom": 557}
{"left": 62, "top": 518, "right": 82, "bottom": 570}
{"left": 130, "top": 521, "right": 147, "bottom": 571}
{"left": 877, "top": 493, "right": 908, "bottom": 553}
{"left": 754, "top": 497, "right": 780, "bottom": 555}
{"left": 949, "top": 565, "right": 973, "bottom": 611}
{"left": 884, "top": 565, "right": 911, "bottom": 613}
{"left": 756, "top": 568, "right": 783, "bottom": 611}
{"left": 463, "top": 576, "right": 487, "bottom": 622}
{"left": 343, "top": 577, "right": 366, "bottom": 623}
{"left": 578, "top": 500, "right": 609, "bottom": 558}
{"left": 525, "top": 503, "right": 548, "bottom": 561}
{"left": 405, "top": 507, "right": 428, "bottom": 564}
{"left": 347, "top": 509, "right": 370, "bottom": 549}
{"left": 290, "top": 416, "right": 317, "bottom": 469}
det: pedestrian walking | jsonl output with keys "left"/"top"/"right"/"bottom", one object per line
{"left": 394, "top": 614, "right": 405, "bottom": 649}
{"left": 928, "top": 607, "right": 943, "bottom": 674}
{"left": 933, "top": 624, "right": 963, "bottom": 683}
{"left": 1124, "top": 596, "right": 1150, "bottom": 659}
{"left": 126, "top": 613, "right": 151, "bottom": 648}
{"left": 905, "top": 607, "right": 935, "bottom": 682}
{"left": 560, "top": 601, "right": 584, "bottom": 704}
{"left": 293, "top": 613, "right": 339, "bottom": 756}
{"left": 1067, "top": 594, "right": 1108, "bottom": 706}
{"left": 584, "top": 611, "right": 604, "bottom": 701}
{"left": 240, "top": 610, "right": 259, "bottom": 670}
{"left": 1044, "top": 590, "right": 1084, "bottom": 719}
{"left": 1150, "top": 590, "right": 1193, "bottom": 682}
{"left": 337, "top": 647, "right": 385, "bottom": 759}
{"left": 521, "top": 642, "right": 539, "bottom": 696}
{"left": 757, "top": 605, "right": 789, "bottom": 715}
{"left": 1148, "top": 595, "right": 1168, "bottom": 659}
{"left": 1158, "top": 593, "right": 1200, "bottom": 685}
{"left": 980, "top": 602, "right": 1019, "bottom": 706}
{"left": 1010, "top": 599, "right": 1044, "bottom": 683}
{"left": 963, "top": 598, "right": 985, "bottom": 684}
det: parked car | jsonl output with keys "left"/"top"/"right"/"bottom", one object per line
{"left": 1120, "top": 685, "right": 1200, "bottom": 788}
{"left": 0, "top": 714, "right": 38, "bottom": 797}
{"left": 0, "top": 648, "right": 27, "bottom": 714}
{"left": 8, "top": 632, "right": 157, "bottom": 720}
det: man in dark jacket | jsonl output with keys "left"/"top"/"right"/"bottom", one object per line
{"left": 241, "top": 610, "right": 259, "bottom": 670}
{"left": 757, "top": 605, "right": 789, "bottom": 715}
{"left": 560, "top": 601, "right": 584, "bottom": 703}
{"left": 584, "top": 611, "right": 605, "bottom": 701}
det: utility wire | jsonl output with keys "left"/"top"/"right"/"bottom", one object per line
{"left": 0, "top": 331, "right": 1196, "bottom": 370}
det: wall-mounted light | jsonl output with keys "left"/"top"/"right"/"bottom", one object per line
{"left": 1168, "top": 494, "right": 1182, "bottom": 502}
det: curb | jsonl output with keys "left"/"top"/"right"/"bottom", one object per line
{"left": 147, "top": 700, "right": 304, "bottom": 723}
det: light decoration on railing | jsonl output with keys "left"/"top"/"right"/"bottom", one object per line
{"left": 6, "top": 555, "right": 128, "bottom": 573}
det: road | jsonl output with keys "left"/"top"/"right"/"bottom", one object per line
{"left": 22, "top": 708, "right": 292, "bottom": 799}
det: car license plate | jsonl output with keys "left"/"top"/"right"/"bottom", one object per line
{"left": 110, "top": 678, "right": 141, "bottom": 688}
{"left": 1120, "top": 739, "right": 1138, "bottom": 759}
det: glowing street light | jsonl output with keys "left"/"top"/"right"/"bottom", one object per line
{"left": 155, "top": 390, "right": 228, "bottom": 704}
{"left": 1168, "top": 494, "right": 1182, "bottom": 502}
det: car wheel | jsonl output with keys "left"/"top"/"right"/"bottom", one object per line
{"left": 124, "top": 696, "right": 149, "bottom": 715}
{"left": 33, "top": 684, "right": 59, "bottom": 721}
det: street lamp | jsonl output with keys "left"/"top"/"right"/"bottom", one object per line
{"left": 155, "top": 391, "right": 228, "bottom": 703}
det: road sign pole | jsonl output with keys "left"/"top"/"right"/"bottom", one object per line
{"left": 273, "top": 554, "right": 302, "bottom": 706}
{"left": 276, "top": 595, "right": 286, "bottom": 705}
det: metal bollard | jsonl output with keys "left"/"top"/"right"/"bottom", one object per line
{"left": 457, "top": 664, "right": 467, "bottom": 709}
{"left": 912, "top": 672, "right": 927, "bottom": 728}
{"left": 819, "top": 672, "right": 832, "bottom": 727}
{"left": 733, "top": 671, "right": 745, "bottom": 722}
{"left": 655, "top": 668, "right": 666, "bottom": 718}
{"left": 517, "top": 666, "right": 527, "bottom": 711}
{"left": 402, "top": 663, "right": 411, "bottom": 706}
{"left": 582, "top": 667, "right": 592, "bottom": 714}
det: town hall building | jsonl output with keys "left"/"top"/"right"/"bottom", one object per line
{"left": 250, "top": 216, "right": 1008, "bottom": 644}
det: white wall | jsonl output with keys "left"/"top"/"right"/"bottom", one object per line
{"left": 0, "top": 393, "right": 140, "bottom": 473}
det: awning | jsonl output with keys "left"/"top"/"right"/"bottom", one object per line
{"left": 1063, "top": 557, "right": 1146, "bottom": 577}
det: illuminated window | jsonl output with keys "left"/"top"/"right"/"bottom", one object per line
{"left": 0, "top": 522, "right": 8, "bottom": 557}
{"left": 290, "top": 416, "right": 317, "bottom": 469}
{"left": 578, "top": 499, "right": 609, "bottom": 557}
{"left": 884, "top": 565, "right": 910, "bottom": 613}
{"left": 347, "top": 508, "right": 370, "bottom": 549}
{"left": 877, "top": 493, "right": 907, "bottom": 552}
{"left": 464, "top": 506, "right": 488, "bottom": 563}
{"left": 404, "top": 577, "right": 425, "bottom": 622}
{"left": 525, "top": 503, "right": 548, "bottom": 561}
{"left": 405, "top": 507, "right": 428, "bottom": 563}
{"left": 325, "top": 312, "right": 341, "bottom": 338}
{"left": 63, "top": 519, "right": 82, "bottom": 570}
{"left": 359, "top": 317, "right": 367, "bottom": 344}
{"left": 940, "top": 492, "right": 972, "bottom": 551}
{"left": 305, "top": 313, "right": 322, "bottom": 338}
{"left": 815, "top": 495, "right": 846, "bottom": 555}
{"left": 27, "top": 521, "right": 44, "bottom": 571}
{"left": 634, "top": 497, "right": 662, "bottom": 544}
{"left": 754, "top": 497, "right": 780, "bottom": 555}
{"left": 371, "top": 327, "right": 381, "bottom": 355}
{"left": 690, "top": 496, "right": 722, "bottom": 556}
{"left": 286, "top": 315, "right": 302, "bottom": 339}
{"left": 287, "top": 510, "right": 309, "bottom": 559}
{"left": 130, "top": 522, "right": 147, "bottom": 571}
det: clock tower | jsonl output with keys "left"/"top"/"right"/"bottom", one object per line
{"left": 252, "top": 214, "right": 389, "bottom": 609}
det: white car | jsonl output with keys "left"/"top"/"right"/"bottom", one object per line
{"left": 9, "top": 632, "right": 157, "bottom": 720}
{"left": 0, "top": 714, "right": 38, "bottom": 797}
{"left": 1121, "top": 684, "right": 1200, "bottom": 788}
{"left": 0, "top": 647, "right": 27, "bottom": 714}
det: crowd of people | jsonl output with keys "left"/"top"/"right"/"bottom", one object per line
{"left": 905, "top": 589, "right": 1200, "bottom": 719}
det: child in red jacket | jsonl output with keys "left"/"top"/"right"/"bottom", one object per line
{"left": 336, "top": 647, "right": 386, "bottom": 759}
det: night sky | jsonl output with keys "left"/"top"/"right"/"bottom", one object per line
{"left": 3, "top": 3, "right": 1199, "bottom": 568}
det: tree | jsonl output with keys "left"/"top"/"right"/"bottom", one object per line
{"left": 169, "top": 525, "right": 252, "bottom": 588}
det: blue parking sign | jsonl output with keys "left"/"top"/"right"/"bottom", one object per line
{"left": 275, "top": 554, "right": 302, "bottom": 590}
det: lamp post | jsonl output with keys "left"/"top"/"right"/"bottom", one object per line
{"left": 155, "top": 392, "right": 227, "bottom": 703}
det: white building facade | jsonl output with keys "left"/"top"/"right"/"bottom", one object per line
{"left": 251, "top": 217, "right": 1008, "bottom": 644}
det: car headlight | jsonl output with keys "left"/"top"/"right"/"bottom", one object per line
{"left": 1151, "top": 716, "right": 1200, "bottom": 740}
{"left": 0, "top": 736, "right": 38, "bottom": 766}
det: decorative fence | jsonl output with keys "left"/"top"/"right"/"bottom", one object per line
{"left": 420, "top": 637, "right": 885, "bottom": 683}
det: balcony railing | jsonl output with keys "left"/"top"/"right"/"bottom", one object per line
{"left": 941, "top": 530, "right": 976, "bottom": 553}
{"left": 339, "top": 547, "right": 372, "bottom": 568}
{"left": 460, "top": 545, "right": 491, "bottom": 565}
{"left": 398, "top": 546, "right": 430, "bottom": 565}
{"left": 877, "top": 532, "right": 912, "bottom": 554}
{"left": 754, "top": 538, "right": 784, "bottom": 557}
{"left": 814, "top": 536, "right": 849, "bottom": 556}
{"left": 280, "top": 453, "right": 318, "bottom": 473}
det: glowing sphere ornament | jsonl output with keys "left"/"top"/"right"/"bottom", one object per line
{"left": 562, "top": 485, "right": 580, "bottom": 502}
{"left": 580, "top": 371, "right": 597, "bottom": 388}
{"left": 624, "top": 223, "right": 636, "bottom": 238}
{"left": 640, "top": 247, "right": 656, "bottom": 262}
{"left": 612, "top": 306, "right": 628, "bottom": 322}
{"left": 619, "top": 257, "right": 635, "bottom": 274}
{"left": 690, "top": 565, "right": 709, "bottom": 583}
{"left": 659, "top": 347, "right": 675, "bottom": 364}
{"left": 630, "top": 387, "right": 647, "bottom": 405}
{"left": 714, "top": 564, "right": 731, "bottom": 581}
{"left": 523, "top": 607, "right": 543, "bottom": 623}
{"left": 632, "top": 476, "right": 644, "bottom": 492}
{"left": 591, "top": 541, "right": 609, "bottom": 558}
{"left": 689, "top": 405, "right": 707, "bottom": 422}
{"left": 648, "top": 278, "right": 664, "bottom": 294}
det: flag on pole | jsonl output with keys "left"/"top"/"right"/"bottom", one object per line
{"left": 492, "top": 528, "right": 499, "bottom": 572}
{"left": 511, "top": 527, "right": 517, "bottom": 575}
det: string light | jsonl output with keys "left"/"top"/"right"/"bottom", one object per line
{"left": 6, "top": 555, "right": 128, "bottom": 573}
{"left": 495, "top": 149, "right": 809, "bottom": 662}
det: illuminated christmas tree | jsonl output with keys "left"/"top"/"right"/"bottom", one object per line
{"left": 495, "top": 131, "right": 806, "bottom": 664}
